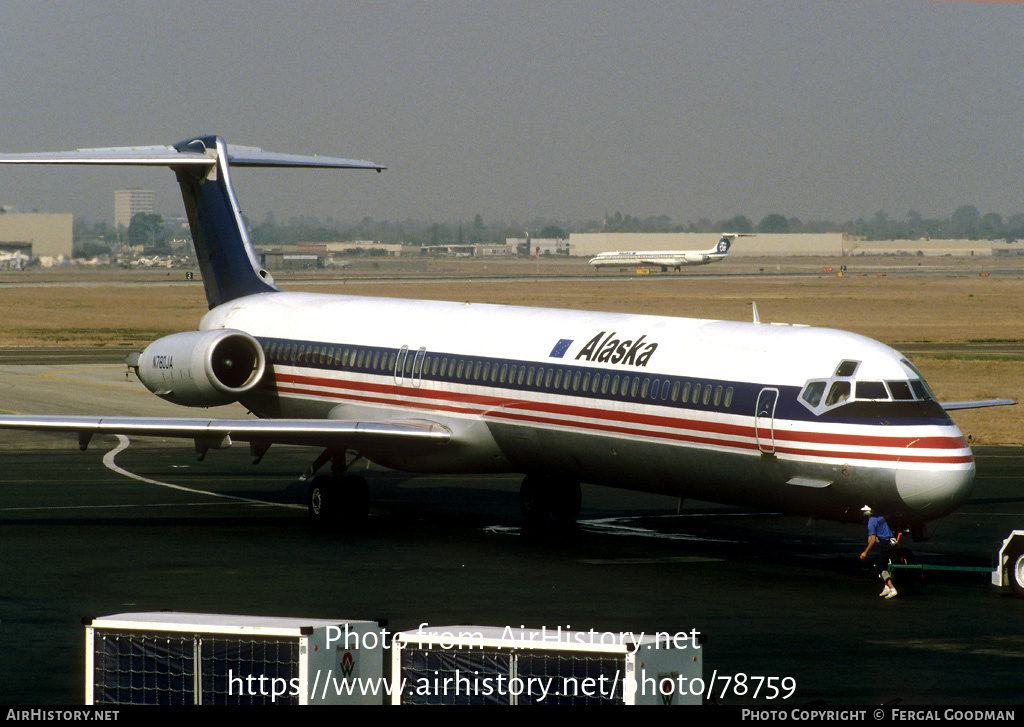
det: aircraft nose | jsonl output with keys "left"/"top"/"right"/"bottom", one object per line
{"left": 894, "top": 460, "right": 975, "bottom": 521}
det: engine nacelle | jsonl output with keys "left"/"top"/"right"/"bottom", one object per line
{"left": 132, "top": 329, "right": 266, "bottom": 407}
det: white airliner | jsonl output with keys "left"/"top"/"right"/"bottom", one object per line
{"left": 0, "top": 137, "right": 1011, "bottom": 536}
{"left": 588, "top": 234, "right": 748, "bottom": 271}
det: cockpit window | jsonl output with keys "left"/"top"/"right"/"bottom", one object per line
{"left": 834, "top": 360, "right": 859, "bottom": 377}
{"left": 855, "top": 381, "right": 888, "bottom": 400}
{"left": 800, "top": 358, "right": 941, "bottom": 416}
{"left": 801, "top": 381, "right": 826, "bottom": 407}
{"left": 910, "top": 379, "right": 932, "bottom": 400}
{"left": 887, "top": 381, "right": 914, "bottom": 400}
{"left": 824, "top": 381, "right": 851, "bottom": 406}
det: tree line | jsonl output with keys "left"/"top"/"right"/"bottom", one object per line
{"left": 72, "top": 205, "right": 1024, "bottom": 258}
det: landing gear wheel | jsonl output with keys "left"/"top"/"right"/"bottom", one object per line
{"left": 520, "top": 475, "right": 581, "bottom": 533}
{"left": 1007, "top": 541, "right": 1024, "bottom": 598}
{"left": 339, "top": 474, "right": 370, "bottom": 529}
{"left": 307, "top": 474, "right": 334, "bottom": 523}
{"left": 307, "top": 473, "right": 369, "bottom": 529}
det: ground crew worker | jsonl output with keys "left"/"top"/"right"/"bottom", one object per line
{"left": 859, "top": 506, "right": 897, "bottom": 599}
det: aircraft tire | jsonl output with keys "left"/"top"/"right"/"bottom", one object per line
{"left": 307, "top": 474, "right": 335, "bottom": 523}
{"left": 339, "top": 474, "right": 370, "bottom": 529}
{"left": 307, "top": 473, "right": 369, "bottom": 528}
{"left": 551, "top": 479, "right": 582, "bottom": 527}
{"left": 519, "top": 474, "right": 546, "bottom": 530}
{"left": 1007, "top": 540, "right": 1024, "bottom": 598}
{"left": 520, "top": 475, "right": 580, "bottom": 532}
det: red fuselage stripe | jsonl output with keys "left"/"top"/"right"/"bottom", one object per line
{"left": 270, "top": 372, "right": 972, "bottom": 465}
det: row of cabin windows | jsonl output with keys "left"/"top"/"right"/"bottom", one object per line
{"left": 263, "top": 340, "right": 736, "bottom": 409}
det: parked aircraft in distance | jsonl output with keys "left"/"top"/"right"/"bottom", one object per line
{"left": 588, "top": 233, "right": 750, "bottom": 271}
{"left": 0, "top": 138, "right": 1011, "bottom": 538}
{"left": 0, "top": 250, "right": 30, "bottom": 270}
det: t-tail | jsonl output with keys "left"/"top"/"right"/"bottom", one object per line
{"left": 0, "top": 136, "right": 384, "bottom": 308}
{"left": 709, "top": 233, "right": 749, "bottom": 258}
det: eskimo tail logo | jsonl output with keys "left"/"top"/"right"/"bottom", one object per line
{"left": 340, "top": 651, "right": 355, "bottom": 678}
{"left": 717, "top": 237, "right": 730, "bottom": 254}
{"left": 575, "top": 331, "right": 658, "bottom": 367}
{"left": 659, "top": 674, "right": 677, "bottom": 705}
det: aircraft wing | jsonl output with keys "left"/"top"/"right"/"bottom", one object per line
{"left": 940, "top": 398, "right": 1016, "bottom": 411}
{"left": 0, "top": 415, "right": 449, "bottom": 453}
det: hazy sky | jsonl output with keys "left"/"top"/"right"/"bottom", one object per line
{"left": 1, "top": 1, "right": 1022, "bottom": 227}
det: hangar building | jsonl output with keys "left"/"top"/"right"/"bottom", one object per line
{"left": 0, "top": 213, "right": 73, "bottom": 258}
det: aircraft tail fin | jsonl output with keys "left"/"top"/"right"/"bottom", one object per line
{"left": 711, "top": 233, "right": 753, "bottom": 257}
{"left": 0, "top": 136, "right": 384, "bottom": 308}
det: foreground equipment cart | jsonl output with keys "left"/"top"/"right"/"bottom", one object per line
{"left": 992, "top": 530, "right": 1024, "bottom": 597}
{"left": 391, "top": 624, "right": 704, "bottom": 705}
{"left": 85, "top": 612, "right": 384, "bottom": 705}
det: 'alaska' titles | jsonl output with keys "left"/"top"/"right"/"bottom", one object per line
{"left": 575, "top": 331, "right": 658, "bottom": 367}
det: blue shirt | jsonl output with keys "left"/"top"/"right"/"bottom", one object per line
{"left": 868, "top": 516, "right": 893, "bottom": 540}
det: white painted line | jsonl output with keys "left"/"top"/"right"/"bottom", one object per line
{"left": 103, "top": 435, "right": 304, "bottom": 510}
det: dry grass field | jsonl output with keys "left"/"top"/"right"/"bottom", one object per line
{"left": 0, "top": 255, "right": 1020, "bottom": 443}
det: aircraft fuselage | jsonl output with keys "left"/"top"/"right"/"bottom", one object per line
{"left": 207, "top": 291, "right": 973, "bottom": 526}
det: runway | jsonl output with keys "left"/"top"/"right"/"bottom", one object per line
{"left": 1, "top": 359, "right": 1023, "bottom": 705}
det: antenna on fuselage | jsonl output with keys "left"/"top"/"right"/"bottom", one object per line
{"left": 752, "top": 302, "right": 761, "bottom": 325}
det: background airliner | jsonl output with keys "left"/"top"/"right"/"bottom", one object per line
{"left": 0, "top": 137, "right": 1010, "bottom": 537}
{"left": 588, "top": 233, "right": 750, "bottom": 271}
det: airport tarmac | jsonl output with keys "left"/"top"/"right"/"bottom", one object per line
{"left": 1, "top": 360, "right": 1023, "bottom": 706}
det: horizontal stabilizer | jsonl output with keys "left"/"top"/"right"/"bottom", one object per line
{"left": 0, "top": 143, "right": 384, "bottom": 172}
{"left": 223, "top": 145, "right": 385, "bottom": 171}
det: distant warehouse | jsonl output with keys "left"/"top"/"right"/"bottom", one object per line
{"left": 568, "top": 232, "right": 1013, "bottom": 258}
{"left": 0, "top": 212, "right": 73, "bottom": 258}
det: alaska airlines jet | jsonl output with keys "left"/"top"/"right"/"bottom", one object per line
{"left": 588, "top": 234, "right": 747, "bottom": 271}
{"left": 0, "top": 137, "right": 1010, "bottom": 535}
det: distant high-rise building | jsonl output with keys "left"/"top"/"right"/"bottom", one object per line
{"left": 114, "top": 189, "right": 154, "bottom": 229}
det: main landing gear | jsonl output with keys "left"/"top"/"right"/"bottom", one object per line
{"left": 519, "top": 474, "right": 581, "bottom": 532}
{"left": 305, "top": 449, "right": 369, "bottom": 528}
